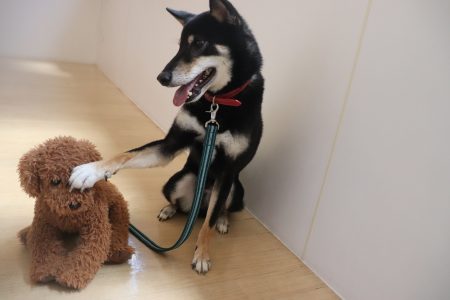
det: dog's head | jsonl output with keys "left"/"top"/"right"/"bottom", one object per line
{"left": 158, "top": 0, "right": 262, "bottom": 106}
{"left": 18, "top": 137, "right": 102, "bottom": 217}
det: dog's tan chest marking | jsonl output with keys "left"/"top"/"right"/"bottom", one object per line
{"left": 176, "top": 110, "right": 249, "bottom": 159}
{"left": 175, "top": 110, "right": 205, "bottom": 135}
{"left": 216, "top": 131, "right": 249, "bottom": 159}
{"left": 171, "top": 173, "right": 196, "bottom": 212}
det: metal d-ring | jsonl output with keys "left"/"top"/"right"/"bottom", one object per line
{"left": 205, "top": 119, "right": 220, "bottom": 129}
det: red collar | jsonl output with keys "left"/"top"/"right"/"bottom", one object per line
{"left": 204, "top": 80, "right": 252, "bottom": 107}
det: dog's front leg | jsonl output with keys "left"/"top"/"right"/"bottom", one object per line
{"left": 69, "top": 124, "right": 195, "bottom": 191}
{"left": 192, "top": 174, "right": 234, "bottom": 274}
{"left": 68, "top": 140, "right": 170, "bottom": 191}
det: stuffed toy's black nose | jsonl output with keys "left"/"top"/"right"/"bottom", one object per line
{"left": 69, "top": 202, "right": 81, "bottom": 210}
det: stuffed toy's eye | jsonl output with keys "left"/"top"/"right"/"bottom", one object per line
{"left": 51, "top": 179, "right": 61, "bottom": 186}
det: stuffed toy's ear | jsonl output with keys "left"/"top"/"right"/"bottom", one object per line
{"left": 18, "top": 147, "right": 41, "bottom": 198}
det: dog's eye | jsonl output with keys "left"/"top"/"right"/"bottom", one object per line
{"left": 51, "top": 179, "right": 61, "bottom": 186}
{"left": 193, "top": 39, "right": 207, "bottom": 49}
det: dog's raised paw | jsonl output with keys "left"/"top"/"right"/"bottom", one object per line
{"left": 158, "top": 205, "right": 177, "bottom": 221}
{"left": 69, "top": 162, "right": 104, "bottom": 192}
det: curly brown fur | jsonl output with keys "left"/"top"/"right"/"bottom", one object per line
{"left": 18, "top": 136, "right": 134, "bottom": 289}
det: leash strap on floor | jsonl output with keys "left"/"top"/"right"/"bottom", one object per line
{"left": 128, "top": 122, "right": 218, "bottom": 253}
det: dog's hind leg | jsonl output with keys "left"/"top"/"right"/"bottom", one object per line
{"left": 214, "top": 184, "right": 234, "bottom": 235}
{"left": 215, "top": 212, "right": 229, "bottom": 235}
{"left": 226, "top": 177, "right": 245, "bottom": 212}
{"left": 215, "top": 177, "right": 245, "bottom": 234}
{"left": 159, "top": 168, "right": 197, "bottom": 221}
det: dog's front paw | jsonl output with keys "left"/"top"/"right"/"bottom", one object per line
{"left": 192, "top": 247, "right": 211, "bottom": 274}
{"left": 69, "top": 162, "right": 105, "bottom": 192}
{"left": 158, "top": 204, "right": 177, "bottom": 221}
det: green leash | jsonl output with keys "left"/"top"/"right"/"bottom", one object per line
{"left": 128, "top": 104, "right": 220, "bottom": 253}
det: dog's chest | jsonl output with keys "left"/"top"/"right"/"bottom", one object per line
{"left": 175, "top": 110, "right": 249, "bottom": 159}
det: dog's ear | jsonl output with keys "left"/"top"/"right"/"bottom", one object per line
{"left": 18, "top": 147, "right": 41, "bottom": 198}
{"left": 209, "top": 0, "right": 241, "bottom": 25}
{"left": 166, "top": 8, "right": 195, "bottom": 26}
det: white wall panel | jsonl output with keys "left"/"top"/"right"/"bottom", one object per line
{"left": 96, "top": 0, "right": 129, "bottom": 86}
{"left": 0, "top": 0, "right": 101, "bottom": 63}
{"left": 239, "top": 0, "right": 369, "bottom": 257}
{"left": 97, "top": 0, "right": 206, "bottom": 130}
{"left": 304, "top": 0, "right": 450, "bottom": 299}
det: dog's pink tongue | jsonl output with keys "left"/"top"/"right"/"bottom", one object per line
{"left": 173, "top": 79, "right": 197, "bottom": 107}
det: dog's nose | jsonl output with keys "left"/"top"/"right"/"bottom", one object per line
{"left": 69, "top": 202, "right": 81, "bottom": 210}
{"left": 157, "top": 71, "right": 172, "bottom": 86}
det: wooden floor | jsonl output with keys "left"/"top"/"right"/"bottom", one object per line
{"left": 0, "top": 58, "right": 338, "bottom": 300}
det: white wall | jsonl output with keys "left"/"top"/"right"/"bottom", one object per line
{"left": 97, "top": 0, "right": 450, "bottom": 299}
{"left": 0, "top": 0, "right": 101, "bottom": 63}
{"left": 304, "top": 0, "right": 450, "bottom": 299}
{"left": 97, "top": 0, "right": 208, "bottom": 130}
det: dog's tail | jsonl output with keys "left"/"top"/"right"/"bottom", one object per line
{"left": 18, "top": 226, "right": 31, "bottom": 246}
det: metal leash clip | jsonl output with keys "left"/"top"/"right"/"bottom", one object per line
{"left": 205, "top": 96, "right": 220, "bottom": 129}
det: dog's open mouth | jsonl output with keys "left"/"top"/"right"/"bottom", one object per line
{"left": 173, "top": 68, "right": 216, "bottom": 106}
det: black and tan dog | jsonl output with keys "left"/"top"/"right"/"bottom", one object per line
{"left": 70, "top": 0, "right": 264, "bottom": 274}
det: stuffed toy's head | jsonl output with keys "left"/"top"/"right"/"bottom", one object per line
{"left": 18, "top": 136, "right": 102, "bottom": 216}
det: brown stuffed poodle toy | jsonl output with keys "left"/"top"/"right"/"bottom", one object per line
{"left": 18, "top": 136, "right": 134, "bottom": 289}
